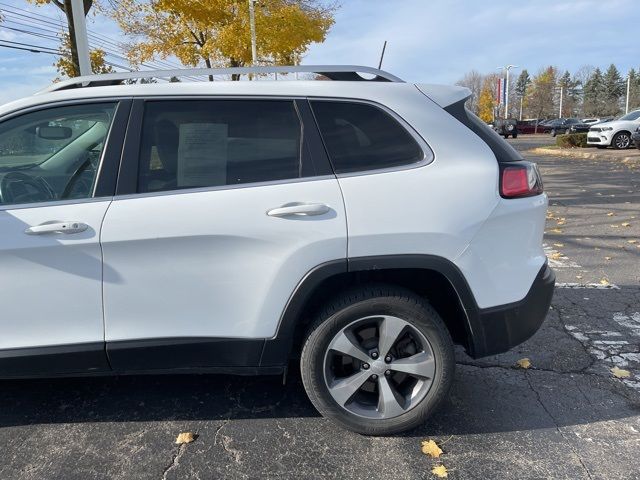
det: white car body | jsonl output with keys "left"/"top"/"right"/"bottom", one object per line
{"left": 587, "top": 110, "right": 640, "bottom": 148}
{"left": 0, "top": 66, "right": 553, "bottom": 379}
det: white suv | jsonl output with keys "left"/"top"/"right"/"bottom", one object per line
{"left": 587, "top": 109, "right": 640, "bottom": 149}
{"left": 0, "top": 66, "right": 554, "bottom": 435}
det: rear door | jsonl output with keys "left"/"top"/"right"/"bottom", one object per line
{"left": 101, "top": 97, "right": 347, "bottom": 371}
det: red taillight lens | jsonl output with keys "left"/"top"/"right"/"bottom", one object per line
{"left": 500, "top": 162, "right": 543, "bottom": 198}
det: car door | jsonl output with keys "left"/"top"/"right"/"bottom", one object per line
{"left": 101, "top": 97, "right": 347, "bottom": 371}
{"left": 0, "top": 99, "right": 130, "bottom": 377}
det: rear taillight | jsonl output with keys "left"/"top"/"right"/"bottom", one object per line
{"left": 499, "top": 162, "right": 544, "bottom": 198}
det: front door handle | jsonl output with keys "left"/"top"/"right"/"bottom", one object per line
{"left": 25, "top": 221, "right": 89, "bottom": 235}
{"left": 267, "top": 203, "right": 330, "bottom": 217}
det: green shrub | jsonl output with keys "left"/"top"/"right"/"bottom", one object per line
{"left": 556, "top": 133, "right": 588, "bottom": 148}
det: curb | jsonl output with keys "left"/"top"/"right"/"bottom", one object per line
{"left": 530, "top": 147, "right": 640, "bottom": 164}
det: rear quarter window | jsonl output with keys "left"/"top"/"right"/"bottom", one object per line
{"left": 310, "top": 100, "right": 426, "bottom": 174}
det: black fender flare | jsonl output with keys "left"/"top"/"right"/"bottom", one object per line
{"left": 259, "top": 255, "right": 483, "bottom": 366}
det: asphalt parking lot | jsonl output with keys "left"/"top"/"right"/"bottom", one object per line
{"left": 1, "top": 137, "right": 639, "bottom": 480}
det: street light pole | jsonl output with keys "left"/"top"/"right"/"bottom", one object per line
{"left": 497, "top": 65, "right": 518, "bottom": 119}
{"left": 626, "top": 75, "right": 631, "bottom": 115}
{"left": 558, "top": 86, "right": 563, "bottom": 118}
{"left": 248, "top": 0, "right": 258, "bottom": 66}
{"left": 70, "top": 0, "right": 91, "bottom": 76}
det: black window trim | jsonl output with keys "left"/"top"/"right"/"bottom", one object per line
{"left": 307, "top": 96, "right": 434, "bottom": 178}
{"left": 0, "top": 97, "right": 132, "bottom": 211}
{"left": 115, "top": 96, "right": 334, "bottom": 198}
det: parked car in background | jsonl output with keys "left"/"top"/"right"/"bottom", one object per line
{"left": 632, "top": 126, "right": 640, "bottom": 149}
{"left": 493, "top": 118, "right": 518, "bottom": 138}
{"left": 569, "top": 117, "right": 614, "bottom": 134}
{"left": 545, "top": 118, "right": 581, "bottom": 136}
{"left": 517, "top": 119, "right": 545, "bottom": 134}
{"left": 587, "top": 109, "right": 640, "bottom": 149}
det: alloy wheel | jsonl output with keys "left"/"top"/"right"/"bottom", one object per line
{"left": 614, "top": 133, "right": 631, "bottom": 149}
{"left": 323, "top": 315, "right": 435, "bottom": 419}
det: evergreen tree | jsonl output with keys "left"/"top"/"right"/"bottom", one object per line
{"left": 514, "top": 70, "right": 531, "bottom": 119}
{"left": 558, "top": 70, "right": 580, "bottom": 117}
{"left": 583, "top": 68, "right": 604, "bottom": 116}
{"left": 601, "top": 64, "right": 624, "bottom": 116}
{"left": 627, "top": 68, "right": 640, "bottom": 111}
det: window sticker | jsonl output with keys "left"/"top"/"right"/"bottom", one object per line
{"left": 177, "top": 123, "right": 228, "bottom": 187}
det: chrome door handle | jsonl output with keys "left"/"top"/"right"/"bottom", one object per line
{"left": 267, "top": 203, "right": 330, "bottom": 217}
{"left": 25, "top": 221, "right": 89, "bottom": 235}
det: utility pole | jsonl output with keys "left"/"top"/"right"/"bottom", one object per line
{"left": 248, "top": 0, "right": 258, "bottom": 66}
{"left": 70, "top": 0, "right": 91, "bottom": 76}
{"left": 519, "top": 96, "right": 524, "bottom": 121}
{"left": 497, "top": 65, "right": 518, "bottom": 119}
{"left": 626, "top": 75, "right": 631, "bottom": 114}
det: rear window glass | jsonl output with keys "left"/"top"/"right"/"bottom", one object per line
{"left": 311, "top": 101, "right": 424, "bottom": 174}
{"left": 445, "top": 100, "right": 523, "bottom": 163}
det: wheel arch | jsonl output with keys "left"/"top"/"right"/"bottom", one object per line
{"left": 259, "top": 255, "right": 483, "bottom": 366}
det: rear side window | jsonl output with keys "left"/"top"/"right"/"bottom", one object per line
{"left": 444, "top": 100, "right": 523, "bottom": 163}
{"left": 311, "top": 101, "right": 424, "bottom": 174}
{"left": 137, "top": 100, "right": 302, "bottom": 193}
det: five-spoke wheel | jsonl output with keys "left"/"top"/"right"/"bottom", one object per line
{"left": 301, "top": 285, "right": 455, "bottom": 435}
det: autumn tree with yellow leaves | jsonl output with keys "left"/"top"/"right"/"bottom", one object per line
{"left": 478, "top": 78, "right": 496, "bottom": 123}
{"left": 111, "top": 0, "right": 335, "bottom": 80}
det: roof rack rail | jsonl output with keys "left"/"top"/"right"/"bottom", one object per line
{"left": 39, "top": 65, "right": 404, "bottom": 93}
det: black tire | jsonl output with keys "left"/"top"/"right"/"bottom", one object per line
{"left": 300, "top": 284, "right": 455, "bottom": 436}
{"left": 512, "top": 132, "right": 518, "bottom": 139}
{"left": 551, "top": 129, "right": 556, "bottom": 137}
{"left": 611, "top": 131, "right": 631, "bottom": 150}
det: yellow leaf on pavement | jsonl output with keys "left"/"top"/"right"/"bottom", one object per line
{"left": 553, "top": 243, "right": 564, "bottom": 247}
{"left": 516, "top": 358, "right": 531, "bottom": 369}
{"left": 432, "top": 465, "right": 448, "bottom": 478}
{"left": 605, "top": 256, "right": 612, "bottom": 261}
{"left": 175, "top": 432, "right": 196, "bottom": 444}
{"left": 621, "top": 222, "right": 631, "bottom": 227}
{"left": 599, "top": 278, "right": 610, "bottom": 286}
{"left": 607, "top": 212, "right": 615, "bottom": 216}
{"left": 628, "top": 240, "right": 638, "bottom": 244}
{"left": 611, "top": 367, "right": 631, "bottom": 379}
{"left": 549, "top": 228, "right": 563, "bottom": 234}
{"left": 421, "top": 439, "right": 443, "bottom": 458}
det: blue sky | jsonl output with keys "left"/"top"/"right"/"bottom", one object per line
{"left": 0, "top": 0, "right": 637, "bottom": 104}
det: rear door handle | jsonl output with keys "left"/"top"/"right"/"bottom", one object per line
{"left": 267, "top": 203, "right": 330, "bottom": 217}
{"left": 25, "top": 221, "right": 89, "bottom": 235}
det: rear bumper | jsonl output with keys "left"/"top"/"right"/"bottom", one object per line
{"left": 469, "top": 263, "right": 555, "bottom": 358}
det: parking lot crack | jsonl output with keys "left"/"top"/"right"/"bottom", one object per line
{"left": 161, "top": 443, "right": 187, "bottom": 480}
{"left": 524, "top": 372, "right": 594, "bottom": 480}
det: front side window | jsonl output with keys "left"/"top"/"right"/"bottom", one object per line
{"left": 0, "top": 103, "right": 117, "bottom": 206}
{"left": 619, "top": 110, "right": 640, "bottom": 121}
{"left": 137, "top": 100, "right": 302, "bottom": 193}
{"left": 310, "top": 101, "right": 424, "bottom": 174}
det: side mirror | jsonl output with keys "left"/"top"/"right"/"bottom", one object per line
{"left": 36, "top": 125, "right": 73, "bottom": 140}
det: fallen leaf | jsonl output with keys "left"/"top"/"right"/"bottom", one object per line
{"left": 516, "top": 358, "right": 531, "bottom": 369}
{"left": 556, "top": 220, "right": 566, "bottom": 226}
{"left": 421, "top": 439, "right": 443, "bottom": 458}
{"left": 599, "top": 278, "right": 610, "bottom": 286}
{"left": 432, "top": 465, "right": 448, "bottom": 478}
{"left": 628, "top": 240, "right": 638, "bottom": 244}
{"left": 549, "top": 252, "right": 563, "bottom": 260}
{"left": 175, "top": 432, "right": 196, "bottom": 444}
{"left": 605, "top": 256, "right": 612, "bottom": 261}
{"left": 607, "top": 212, "right": 615, "bottom": 216}
{"left": 611, "top": 367, "right": 631, "bottom": 379}
{"left": 611, "top": 225, "right": 620, "bottom": 228}
{"left": 553, "top": 243, "right": 564, "bottom": 248}
{"left": 621, "top": 222, "right": 631, "bottom": 227}
{"left": 549, "top": 228, "right": 563, "bottom": 234}
{"left": 576, "top": 275, "right": 583, "bottom": 280}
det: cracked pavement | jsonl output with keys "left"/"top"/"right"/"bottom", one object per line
{"left": 0, "top": 136, "right": 639, "bottom": 479}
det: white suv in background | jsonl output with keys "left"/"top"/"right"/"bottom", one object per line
{"left": 587, "top": 109, "right": 640, "bottom": 149}
{"left": 0, "top": 66, "right": 554, "bottom": 435}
